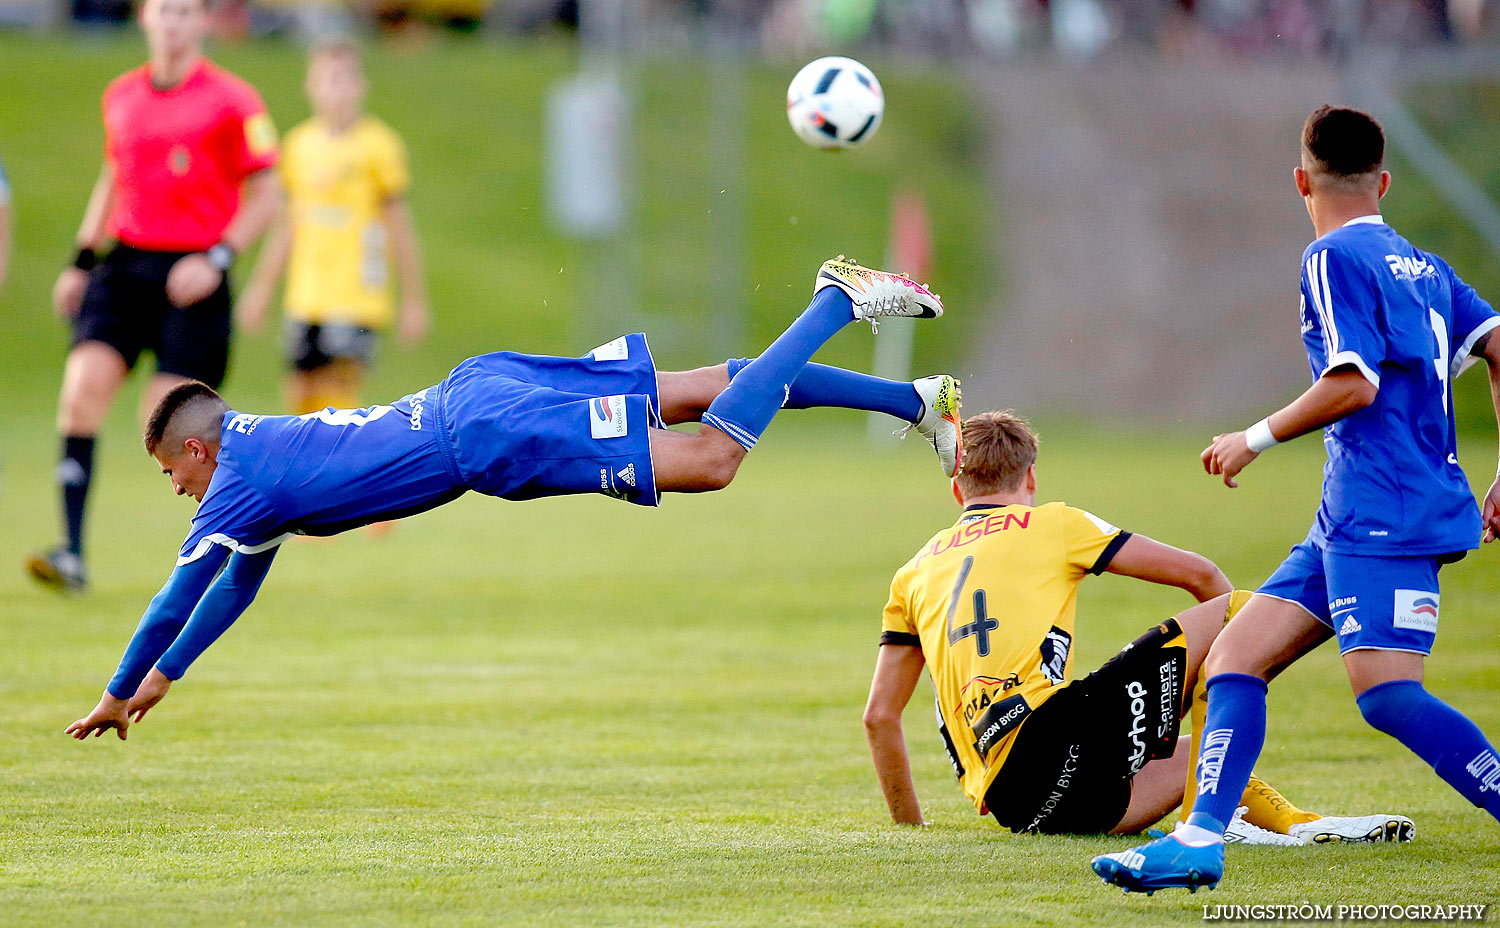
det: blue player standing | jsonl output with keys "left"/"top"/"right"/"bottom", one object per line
{"left": 65, "top": 257, "right": 965, "bottom": 739}
{"left": 1093, "top": 106, "right": 1500, "bottom": 893}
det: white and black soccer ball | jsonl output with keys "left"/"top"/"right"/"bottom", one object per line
{"left": 785, "top": 56, "right": 884, "bottom": 151}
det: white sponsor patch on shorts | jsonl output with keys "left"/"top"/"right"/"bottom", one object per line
{"left": 1392, "top": 589, "right": 1440, "bottom": 633}
{"left": 590, "top": 336, "right": 630, "bottom": 361}
{"left": 589, "top": 395, "right": 629, "bottom": 440}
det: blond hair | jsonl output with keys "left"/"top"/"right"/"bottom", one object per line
{"left": 954, "top": 410, "right": 1038, "bottom": 497}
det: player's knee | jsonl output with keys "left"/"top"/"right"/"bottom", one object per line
{"left": 1355, "top": 679, "right": 1424, "bottom": 736}
{"left": 698, "top": 445, "right": 742, "bottom": 490}
{"left": 58, "top": 386, "right": 107, "bottom": 432}
{"left": 1200, "top": 646, "right": 1234, "bottom": 681}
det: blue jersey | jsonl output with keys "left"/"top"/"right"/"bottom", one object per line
{"left": 1299, "top": 215, "right": 1500, "bottom": 556}
{"left": 178, "top": 387, "right": 464, "bottom": 564}
{"left": 176, "top": 334, "right": 663, "bottom": 565}
{"left": 112, "top": 335, "right": 662, "bottom": 698}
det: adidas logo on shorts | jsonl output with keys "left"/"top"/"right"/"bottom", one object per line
{"left": 616, "top": 463, "right": 637, "bottom": 487}
{"left": 1339, "top": 615, "right": 1361, "bottom": 635}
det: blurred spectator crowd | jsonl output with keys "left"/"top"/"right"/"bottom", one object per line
{"left": 0, "top": 0, "right": 1490, "bottom": 60}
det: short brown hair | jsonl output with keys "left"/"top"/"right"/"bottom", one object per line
{"left": 954, "top": 410, "right": 1039, "bottom": 497}
{"left": 144, "top": 380, "right": 228, "bottom": 455}
{"left": 1302, "top": 105, "right": 1384, "bottom": 187}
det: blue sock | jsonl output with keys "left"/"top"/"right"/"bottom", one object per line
{"left": 703, "top": 288, "right": 854, "bottom": 449}
{"left": 1357, "top": 680, "right": 1500, "bottom": 823}
{"left": 1185, "top": 673, "right": 1268, "bottom": 835}
{"left": 725, "top": 358, "right": 923, "bottom": 422}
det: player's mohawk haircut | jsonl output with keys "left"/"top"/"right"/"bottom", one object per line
{"left": 144, "top": 380, "right": 228, "bottom": 455}
{"left": 1302, "top": 105, "right": 1385, "bottom": 179}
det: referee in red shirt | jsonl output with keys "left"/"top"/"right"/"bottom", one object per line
{"left": 28, "top": 0, "right": 279, "bottom": 592}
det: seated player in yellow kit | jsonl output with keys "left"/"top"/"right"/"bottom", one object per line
{"left": 862, "top": 411, "right": 1413, "bottom": 843}
{"left": 239, "top": 37, "right": 428, "bottom": 413}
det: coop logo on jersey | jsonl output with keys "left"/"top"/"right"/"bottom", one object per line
{"left": 590, "top": 336, "right": 630, "bottom": 361}
{"left": 1038, "top": 626, "right": 1072, "bottom": 685}
{"left": 407, "top": 388, "right": 427, "bottom": 431}
{"left": 1393, "top": 590, "right": 1440, "bottom": 633}
{"left": 1385, "top": 254, "right": 1437, "bottom": 281}
{"left": 970, "top": 693, "right": 1030, "bottom": 759}
{"left": 589, "top": 395, "right": 629, "bottom": 439}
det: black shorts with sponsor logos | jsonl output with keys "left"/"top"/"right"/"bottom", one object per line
{"left": 985, "top": 618, "right": 1188, "bottom": 834}
{"left": 72, "top": 245, "right": 232, "bottom": 387}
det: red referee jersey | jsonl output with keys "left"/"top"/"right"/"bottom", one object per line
{"left": 103, "top": 58, "right": 278, "bottom": 252}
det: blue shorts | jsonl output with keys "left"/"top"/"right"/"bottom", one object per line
{"left": 1257, "top": 536, "right": 1443, "bottom": 655}
{"left": 435, "top": 333, "right": 663, "bottom": 507}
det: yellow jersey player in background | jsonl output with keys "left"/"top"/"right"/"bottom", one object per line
{"left": 862, "top": 410, "right": 1412, "bottom": 843}
{"left": 239, "top": 38, "right": 429, "bottom": 414}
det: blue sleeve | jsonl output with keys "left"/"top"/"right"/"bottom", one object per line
{"left": 106, "top": 546, "right": 230, "bottom": 699}
{"left": 155, "top": 548, "right": 277, "bottom": 680}
{"left": 1445, "top": 262, "right": 1500, "bottom": 378}
{"left": 1305, "top": 246, "right": 1385, "bottom": 387}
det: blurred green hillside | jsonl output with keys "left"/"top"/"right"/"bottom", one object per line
{"left": 0, "top": 33, "right": 990, "bottom": 426}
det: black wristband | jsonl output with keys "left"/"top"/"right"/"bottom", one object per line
{"left": 205, "top": 242, "right": 236, "bottom": 272}
{"left": 72, "top": 247, "right": 98, "bottom": 271}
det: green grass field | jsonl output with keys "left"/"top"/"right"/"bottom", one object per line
{"left": 4, "top": 421, "right": 1500, "bottom": 926}
{"left": 2, "top": 32, "right": 1499, "bottom": 928}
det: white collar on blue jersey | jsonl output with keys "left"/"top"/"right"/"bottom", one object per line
{"left": 1342, "top": 214, "right": 1386, "bottom": 227}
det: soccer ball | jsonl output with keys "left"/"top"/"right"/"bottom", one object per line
{"left": 785, "top": 56, "right": 884, "bottom": 150}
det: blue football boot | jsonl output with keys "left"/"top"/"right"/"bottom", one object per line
{"left": 1091, "top": 833, "right": 1225, "bottom": 895}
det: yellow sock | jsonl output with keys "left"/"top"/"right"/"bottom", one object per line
{"left": 1239, "top": 774, "right": 1321, "bottom": 832}
{"left": 1182, "top": 678, "right": 1206, "bottom": 822}
{"left": 1181, "top": 590, "right": 1257, "bottom": 822}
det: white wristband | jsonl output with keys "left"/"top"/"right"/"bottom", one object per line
{"left": 1245, "top": 418, "right": 1279, "bottom": 453}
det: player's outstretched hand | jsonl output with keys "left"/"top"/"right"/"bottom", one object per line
{"left": 52, "top": 267, "right": 89, "bottom": 319}
{"left": 126, "top": 668, "right": 173, "bottom": 723}
{"left": 166, "top": 253, "right": 224, "bottom": 308}
{"left": 65, "top": 692, "right": 130, "bottom": 741}
{"left": 1482, "top": 478, "right": 1500, "bottom": 544}
{"left": 1201, "top": 431, "right": 1258, "bottom": 489}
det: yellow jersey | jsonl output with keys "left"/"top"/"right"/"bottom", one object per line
{"left": 881, "top": 502, "right": 1129, "bottom": 814}
{"left": 281, "top": 116, "right": 410, "bottom": 327}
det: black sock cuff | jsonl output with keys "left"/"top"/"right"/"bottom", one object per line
{"left": 63, "top": 435, "right": 96, "bottom": 465}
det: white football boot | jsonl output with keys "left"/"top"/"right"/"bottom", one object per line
{"left": 814, "top": 256, "right": 944, "bottom": 330}
{"left": 1222, "top": 807, "right": 1303, "bottom": 846}
{"left": 1287, "top": 814, "right": 1415, "bottom": 844}
{"left": 908, "top": 374, "right": 964, "bottom": 477}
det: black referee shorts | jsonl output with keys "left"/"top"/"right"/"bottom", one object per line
{"left": 72, "top": 245, "right": 232, "bottom": 387}
{"left": 985, "top": 618, "right": 1188, "bottom": 835}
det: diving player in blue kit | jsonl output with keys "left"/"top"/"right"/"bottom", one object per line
{"left": 66, "top": 257, "right": 964, "bottom": 740}
{"left": 1092, "top": 107, "right": 1500, "bottom": 893}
